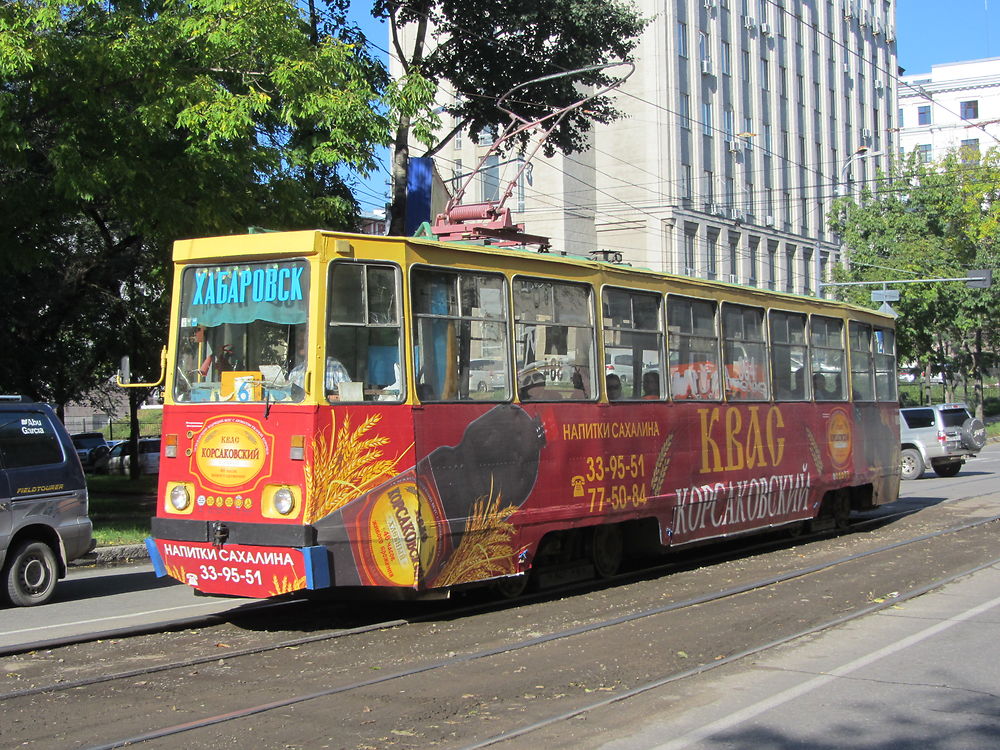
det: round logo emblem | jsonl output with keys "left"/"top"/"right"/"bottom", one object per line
{"left": 194, "top": 419, "right": 268, "bottom": 487}
{"left": 827, "top": 409, "right": 853, "bottom": 469}
{"left": 366, "top": 481, "right": 439, "bottom": 586}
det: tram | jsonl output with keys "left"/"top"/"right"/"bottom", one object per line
{"left": 144, "top": 229, "right": 900, "bottom": 598}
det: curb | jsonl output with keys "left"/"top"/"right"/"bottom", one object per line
{"left": 74, "top": 543, "right": 150, "bottom": 567}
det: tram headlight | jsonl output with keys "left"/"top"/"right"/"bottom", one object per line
{"left": 273, "top": 487, "right": 295, "bottom": 515}
{"left": 262, "top": 484, "right": 302, "bottom": 519}
{"left": 167, "top": 483, "right": 193, "bottom": 514}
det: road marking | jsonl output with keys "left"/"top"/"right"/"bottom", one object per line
{"left": 0, "top": 601, "right": 235, "bottom": 638}
{"left": 652, "top": 586, "right": 1000, "bottom": 749}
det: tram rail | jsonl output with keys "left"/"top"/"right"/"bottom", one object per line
{"left": 4, "top": 507, "right": 998, "bottom": 749}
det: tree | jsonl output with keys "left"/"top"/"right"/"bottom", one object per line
{"left": 375, "top": 0, "right": 648, "bottom": 234}
{"left": 0, "top": 0, "right": 389, "bottom": 408}
{"left": 828, "top": 147, "right": 999, "bottom": 417}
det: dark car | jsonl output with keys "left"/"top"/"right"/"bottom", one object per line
{"left": 1, "top": 399, "right": 94, "bottom": 605}
{"left": 71, "top": 431, "right": 109, "bottom": 473}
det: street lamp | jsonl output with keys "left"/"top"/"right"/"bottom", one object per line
{"left": 838, "top": 146, "right": 884, "bottom": 197}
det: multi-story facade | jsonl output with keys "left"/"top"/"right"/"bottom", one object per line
{"left": 899, "top": 57, "right": 1000, "bottom": 166}
{"left": 426, "top": 0, "right": 898, "bottom": 295}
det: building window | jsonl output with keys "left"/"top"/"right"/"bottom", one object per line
{"left": 706, "top": 232, "right": 718, "bottom": 280}
{"left": 703, "top": 102, "right": 714, "bottom": 136}
{"left": 684, "top": 232, "right": 697, "bottom": 275}
{"left": 722, "top": 42, "right": 731, "bottom": 76}
{"left": 703, "top": 170, "right": 714, "bottom": 208}
{"left": 481, "top": 153, "right": 500, "bottom": 201}
{"left": 677, "top": 21, "right": 688, "bottom": 58}
{"left": 760, "top": 58, "right": 770, "bottom": 90}
{"left": 961, "top": 138, "right": 980, "bottom": 163}
{"left": 784, "top": 245, "right": 796, "bottom": 293}
{"left": 960, "top": 100, "right": 979, "bottom": 120}
{"left": 897, "top": 108, "right": 903, "bottom": 128}
{"left": 724, "top": 108, "right": 735, "bottom": 139}
{"left": 682, "top": 164, "right": 693, "bottom": 202}
{"left": 680, "top": 93, "right": 691, "bottom": 129}
{"left": 917, "top": 105, "right": 931, "bottom": 126}
{"left": 916, "top": 143, "right": 932, "bottom": 164}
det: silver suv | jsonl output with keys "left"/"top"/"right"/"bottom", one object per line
{"left": 1, "top": 399, "right": 94, "bottom": 605}
{"left": 899, "top": 403, "right": 987, "bottom": 480}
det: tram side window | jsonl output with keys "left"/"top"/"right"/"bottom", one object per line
{"left": 810, "top": 316, "right": 846, "bottom": 401}
{"left": 874, "top": 327, "right": 898, "bottom": 402}
{"left": 602, "top": 288, "right": 664, "bottom": 400}
{"left": 667, "top": 296, "right": 721, "bottom": 400}
{"left": 721, "top": 303, "right": 769, "bottom": 401}
{"left": 769, "top": 310, "right": 808, "bottom": 401}
{"left": 174, "top": 260, "right": 310, "bottom": 403}
{"left": 327, "top": 263, "right": 403, "bottom": 402}
{"left": 849, "top": 322, "right": 875, "bottom": 401}
{"left": 513, "top": 278, "right": 595, "bottom": 401}
{"left": 411, "top": 268, "right": 509, "bottom": 402}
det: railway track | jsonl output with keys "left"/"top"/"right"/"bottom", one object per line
{"left": 4, "top": 502, "right": 999, "bottom": 750}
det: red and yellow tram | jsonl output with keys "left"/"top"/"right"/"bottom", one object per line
{"left": 146, "top": 230, "right": 900, "bottom": 598}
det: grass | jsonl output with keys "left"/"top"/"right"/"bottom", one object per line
{"left": 87, "top": 474, "right": 157, "bottom": 547}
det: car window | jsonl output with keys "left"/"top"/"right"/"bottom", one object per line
{"left": 902, "top": 409, "right": 935, "bottom": 429}
{"left": 140, "top": 440, "right": 161, "bottom": 453}
{"left": 0, "top": 411, "right": 65, "bottom": 468}
{"left": 939, "top": 408, "right": 970, "bottom": 428}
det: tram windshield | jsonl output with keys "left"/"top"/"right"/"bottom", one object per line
{"left": 173, "top": 259, "right": 310, "bottom": 403}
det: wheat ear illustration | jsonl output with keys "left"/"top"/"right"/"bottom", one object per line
{"left": 651, "top": 433, "right": 675, "bottom": 495}
{"left": 303, "top": 412, "right": 409, "bottom": 523}
{"left": 434, "top": 480, "right": 518, "bottom": 587}
{"left": 805, "top": 427, "right": 824, "bottom": 473}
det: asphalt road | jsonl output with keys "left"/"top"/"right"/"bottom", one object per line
{"left": 1, "top": 444, "right": 997, "bottom": 653}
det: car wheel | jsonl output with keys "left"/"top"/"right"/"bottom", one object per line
{"left": 932, "top": 460, "right": 962, "bottom": 478}
{"left": 900, "top": 448, "right": 924, "bottom": 480}
{"left": 4, "top": 541, "right": 59, "bottom": 607}
{"left": 960, "top": 417, "right": 987, "bottom": 452}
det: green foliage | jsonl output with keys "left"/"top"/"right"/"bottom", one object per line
{"left": 377, "top": 0, "right": 648, "bottom": 231}
{"left": 827, "top": 148, "right": 1000, "bottom": 413}
{"left": 0, "top": 0, "right": 389, "bottom": 404}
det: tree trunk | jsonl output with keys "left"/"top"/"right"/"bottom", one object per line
{"left": 128, "top": 389, "right": 141, "bottom": 480}
{"left": 388, "top": 114, "right": 412, "bottom": 236}
{"left": 973, "top": 327, "right": 984, "bottom": 420}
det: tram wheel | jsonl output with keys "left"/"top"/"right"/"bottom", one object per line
{"left": 591, "top": 524, "right": 624, "bottom": 579}
{"left": 833, "top": 490, "right": 851, "bottom": 530}
{"left": 492, "top": 573, "right": 530, "bottom": 600}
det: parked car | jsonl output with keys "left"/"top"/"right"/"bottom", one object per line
{"left": 605, "top": 353, "right": 635, "bottom": 384}
{"left": 1, "top": 398, "right": 94, "bottom": 606}
{"left": 106, "top": 438, "right": 161, "bottom": 475}
{"left": 71, "top": 431, "right": 109, "bottom": 473}
{"left": 899, "top": 403, "right": 986, "bottom": 480}
{"left": 468, "top": 359, "right": 508, "bottom": 393}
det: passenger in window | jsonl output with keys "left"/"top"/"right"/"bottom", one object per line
{"left": 642, "top": 371, "right": 660, "bottom": 399}
{"left": 288, "top": 326, "right": 350, "bottom": 398}
{"left": 813, "top": 373, "right": 833, "bottom": 401}
{"left": 606, "top": 374, "right": 623, "bottom": 401}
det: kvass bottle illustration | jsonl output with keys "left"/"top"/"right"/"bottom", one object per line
{"left": 313, "top": 404, "right": 546, "bottom": 587}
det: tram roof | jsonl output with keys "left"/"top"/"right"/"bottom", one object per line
{"left": 172, "top": 228, "right": 895, "bottom": 325}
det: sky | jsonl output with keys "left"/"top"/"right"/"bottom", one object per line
{"left": 347, "top": 1, "right": 1000, "bottom": 213}
{"left": 896, "top": 0, "right": 1000, "bottom": 74}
